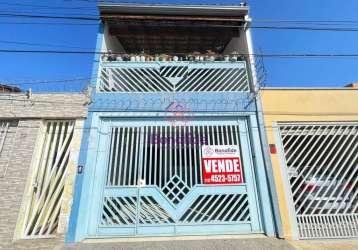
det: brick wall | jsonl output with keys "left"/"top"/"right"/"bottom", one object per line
{"left": 0, "top": 93, "right": 88, "bottom": 119}
{"left": 0, "top": 93, "right": 87, "bottom": 249}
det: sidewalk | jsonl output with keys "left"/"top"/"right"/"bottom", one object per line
{"left": 60, "top": 237, "right": 358, "bottom": 250}
{"left": 59, "top": 236, "right": 295, "bottom": 250}
{"left": 3, "top": 236, "right": 357, "bottom": 250}
{"left": 289, "top": 239, "right": 358, "bottom": 250}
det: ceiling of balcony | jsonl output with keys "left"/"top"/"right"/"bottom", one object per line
{"left": 106, "top": 19, "right": 242, "bottom": 55}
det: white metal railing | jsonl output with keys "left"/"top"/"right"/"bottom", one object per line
{"left": 279, "top": 123, "right": 358, "bottom": 239}
{"left": 98, "top": 61, "right": 250, "bottom": 93}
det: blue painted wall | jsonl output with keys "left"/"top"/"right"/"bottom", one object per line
{"left": 66, "top": 21, "right": 280, "bottom": 242}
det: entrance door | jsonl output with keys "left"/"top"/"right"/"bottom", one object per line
{"left": 88, "top": 117, "right": 263, "bottom": 237}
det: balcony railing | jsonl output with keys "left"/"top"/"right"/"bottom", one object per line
{"left": 98, "top": 61, "right": 250, "bottom": 93}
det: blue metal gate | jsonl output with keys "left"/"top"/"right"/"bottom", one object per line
{"left": 88, "top": 117, "right": 263, "bottom": 237}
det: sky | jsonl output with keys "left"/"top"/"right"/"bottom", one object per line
{"left": 0, "top": 0, "right": 357, "bottom": 92}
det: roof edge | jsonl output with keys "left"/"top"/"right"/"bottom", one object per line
{"left": 98, "top": 3, "right": 249, "bottom": 17}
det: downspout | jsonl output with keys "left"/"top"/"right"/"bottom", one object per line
{"left": 244, "top": 15, "right": 284, "bottom": 238}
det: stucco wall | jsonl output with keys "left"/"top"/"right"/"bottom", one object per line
{"left": 0, "top": 93, "right": 87, "bottom": 249}
{"left": 260, "top": 88, "right": 358, "bottom": 239}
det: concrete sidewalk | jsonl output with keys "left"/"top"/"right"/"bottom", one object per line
{"left": 60, "top": 236, "right": 295, "bottom": 250}
{"left": 289, "top": 239, "right": 358, "bottom": 250}
{"left": 59, "top": 237, "right": 358, "bottom": 250}
{"left": 4, "top": 236, "right": 357, "bottom": 250}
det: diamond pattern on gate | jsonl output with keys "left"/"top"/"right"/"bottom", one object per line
{"left": 159, "top": 65, "right": 188, "bottom": 86}
{"left": 162, "top": 175, "right": 190, "bottom": 205}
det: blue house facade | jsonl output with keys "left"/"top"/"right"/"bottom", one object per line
{"left": 67, "top": 3, "right": 280, "bottom": 242}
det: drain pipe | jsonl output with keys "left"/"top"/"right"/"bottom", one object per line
{"left": 244, "top": 15, "right": 284, "bottom": 238}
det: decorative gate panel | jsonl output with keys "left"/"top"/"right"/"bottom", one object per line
{"left": 99, "top": 62, "right": 250, "bottom": 93}
{"left": 179, "top": 194, "right": 250, "bottom": 223}
{"left": 278, "top": 123, "right": 358, "bottom": 239}
{"left": 23, "top": 120, "right": 75, "bottom": 237}
{"left": 90, "top": 118, "right": 262, "bottom": 237}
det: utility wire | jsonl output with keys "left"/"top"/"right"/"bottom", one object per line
{"left": 254, "top": 19, "right": 358, "bottom": 24}
{"left": 252, "top": 26, "right": 358, "bottom": 32}
{"left": 2, "top": 12, "right": 358, "bottom": 32}
{"left": 1, "top": 93, "right": 358, "bottom": 116}
{"left": 0, "top": 13, "right": 99, "bottom": 21}
{"left": 1, "top": 49, "right": 358, "bottom": 59}
{"left": 2, "top": 97, "right": 358, "bottom": 116}
{"left": 1, "top": 75, "right": 353, "bottom": 87}
{"left": 2, "top": 21, "right": 358, "bottom": 31}
{"left": 12, "top": 77, "right": 94, "bottom": 85}
{"left": 0, "top": 21, "right": 98, "bottom": 25}
{"left": 3, "top": 22, "right": 358, "bottom": 32}
{"left": 1, "top": 2, "right": 358, "bottom": 25}
{"left": 1, "top": 12, "right": 358, "bottom": 29}
{"left": 0, "top": 2, "right": 97, "bottom": 10}
{"left": 0, "top": 11, "right": 99, "bottom": 18}
{"left": 0, "top": 39, "right": 94, "bottom": 50}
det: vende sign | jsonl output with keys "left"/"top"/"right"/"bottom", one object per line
{"left": 201, "top": 145, "right": 244, "bottom": 184}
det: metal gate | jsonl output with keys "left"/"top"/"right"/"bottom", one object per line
{"left": 24, "top": 120, "right": 75, "bottom": 237}
{"left": 88, "top": 118, "right": 263, "bottom": 237}
{"left": 277, "top": 123, "right": 358, "bottom": 239}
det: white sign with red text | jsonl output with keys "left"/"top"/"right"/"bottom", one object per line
{"left": 201, "top": 145, "right": 244, "bottom": 184}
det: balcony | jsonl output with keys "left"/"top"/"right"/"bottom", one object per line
{"left": 88, "top": 4, "right": 256, "bottom": 112}
{"left": 98, "top": 60, "right": 250, "bottom": 93}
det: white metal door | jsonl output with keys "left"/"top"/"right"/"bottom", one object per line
{"left": 277, "top": 123, "right": 358, "bottom": 239}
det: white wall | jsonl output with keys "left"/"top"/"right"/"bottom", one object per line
{"left": 102, "top": 23, "right": 126, "bottom": 53}
{"left": 223, "top": 30, "right": 248, "bottom": 55}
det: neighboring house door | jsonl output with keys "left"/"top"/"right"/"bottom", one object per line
{"left": 276, "top": 122, "right": 358, "bottom": 239}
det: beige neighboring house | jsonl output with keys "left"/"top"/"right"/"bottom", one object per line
{"left": 0, "top": 90, "right": 88, "bottom": 249}
{"left": 260, "top": 84, "right": 358, "bottom": 240}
